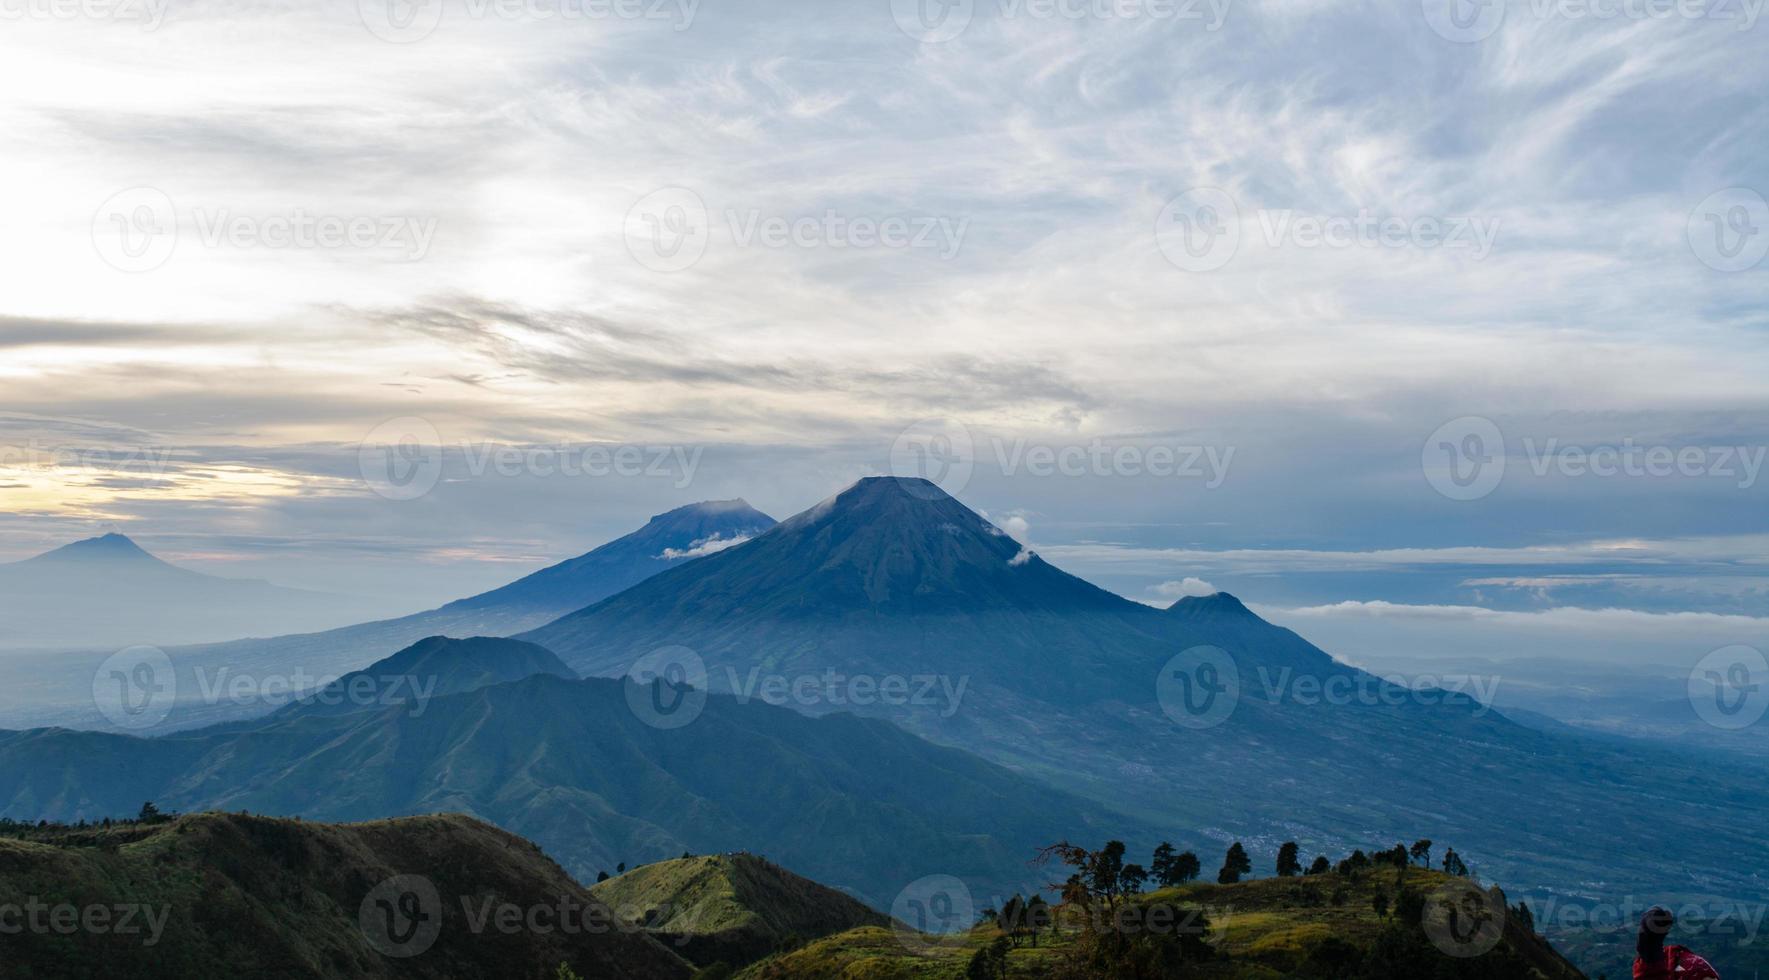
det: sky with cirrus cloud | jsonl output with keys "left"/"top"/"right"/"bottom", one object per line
{"left": 0, "top": 0, "right": 1764, "bottom": 675}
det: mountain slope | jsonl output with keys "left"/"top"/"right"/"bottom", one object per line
{"left": 519, "top": 477, "right": 1769, "bottom": 932}
{"left": 0, "top": 812, "right": 689, "bottom": 980}
{"left": 591, "top": 853, "right": 890, "bottom": 968}
{"left": 272, "top": 635, "right": 575, "bottom": 719}
{"left": 741, "top": 866, "right": 1584, "bottom": 980}
{"left": 0, "top": 674, "right": 1138, "bottom": 910}
{"left": 0, "top": 533, "right": 390, "bottom": 651}
{"left": 0, "top": 501, "right": 774, "bottom": 733}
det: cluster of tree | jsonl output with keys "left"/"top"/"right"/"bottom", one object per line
{"left": 594, "top": 860, "right": 631, "bottom": 882}
{"left": 979, "top": 893, "right": 1052, "bottom": 947}
{"left": 0, "top": 801, "right": 176, "bottom": 840}
{"left": 1034, "top": 840, "right": 1215, "bottom": 980}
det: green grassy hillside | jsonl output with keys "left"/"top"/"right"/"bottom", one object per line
{"left": 0, "top": 812, "right": 689, "bottom": 980}
{"left": 591, "top": 853, "right": 890, "bottom": 968}
{"left": 737, "top": 867, "right": 1584, "bottom": 980}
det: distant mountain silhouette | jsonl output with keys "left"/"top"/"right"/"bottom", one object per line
{"left": 0, "top": 533, "right": 391, "bottom": 651}
{"left": 521, "top": 476, "right": 1769, "bottom": 916}
{"left": 0, "top": 501, "right": 775, "bottom": 732}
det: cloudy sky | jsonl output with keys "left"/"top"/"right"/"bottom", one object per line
{"left": 1, "top": 0, "right": 1765, "bottom": 672}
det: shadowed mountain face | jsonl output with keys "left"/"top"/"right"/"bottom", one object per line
{"left": 0, "top": 669, "right": 1135, "bottom": 910}
{"left": 0, "top": 534, "right": 393, "bottom": 651}
{"left": 0, "top": 813, "right": 690, "bottom": 980}
{"left": 0, "top": 501, "right": 775, "bottom": 733}
{"left": 521, "top": 477, "right": 1768, "bottom": 922}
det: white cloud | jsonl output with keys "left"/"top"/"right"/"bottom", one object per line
{"left": 1150, "top": 576, "right": 1219, "bottom": 599}
{"left": 658, "top": 533, "right": 753, "bottom": 561}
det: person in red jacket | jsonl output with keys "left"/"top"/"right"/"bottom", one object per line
{"left": 1634, "top": 906, "right": 1719, "bottom": 979}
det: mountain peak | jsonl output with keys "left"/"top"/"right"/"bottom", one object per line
{"left": 1166, "top": 591, "right": 1257, "bottom": 620}
{"left": 27, "top": 532, "right": 165, "bottom": 565}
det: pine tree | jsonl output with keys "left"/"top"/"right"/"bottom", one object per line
{"left": 1217, "top": 842, "right": 1252, "bottom": 884}
{"left": 1276, "top": 841, "right": 1302, "bottom": 877}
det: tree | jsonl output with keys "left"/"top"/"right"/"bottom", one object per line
{"left": 616, "top": 862, "right": 626, "bottom": 874}
{"left": 138, "top": 801, "right": 164, "bottom": 824}
{"left": 1150, "top": 842, "right": 1177, "bottom": 886}
{"left": 1217, "top": 842, "right": 1252, "bottom": 884}
{"left": 1120, "top": 864, "right": 1148, "bottom": 895}
{"left": 964, "top": 936, "right": 1010, "bottom": 980}
{"left": 1307, "top": 855, "right": 1331, "bottom": 876}
{"left": 596, "top": 870, "right": 610, "bottom": 882}
{"left": 1025, "top": 895, "right": 1050, "bottom": 948}
{"left": 1173, "top": 851, "right": 1202, "bottom": 884}
{"left": 1410, "top": 839, "right": 1433, "bottom": 867}
{"left": 999, "top": 895, "right": 1025, "bottom": 943}
{"left": 1372, "top": 893, "right": 1390, "bottom": 918}
{"left": 1276, "top": 842, "right": 1302, "bottom": 877}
